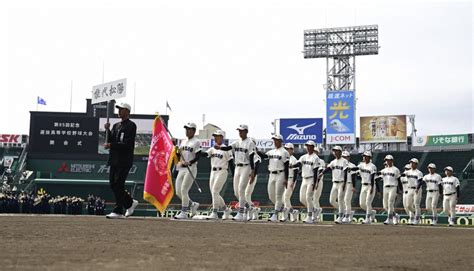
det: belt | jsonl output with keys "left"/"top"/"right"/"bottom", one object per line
{"left": 409, "top": 187, "right": 417, "bottom": 189}
{"left": 304, "top": 176, "right": 314, "bottom": 179}
{"left": 384, "top": 185, "right": 396, "bottom": 188}
{"left": 402, "top": 181, "right": 408, "bottom": 184}
{"left": 428, "top": 190, "right": 439, "bottom": 192}
{"left": 362, "top": 183, "right": 370, "bottom": 186}
{"left": 212, "top": 167, "right": 223, "bottom": 171}
{"left": 444, "top": 192, "right": 456, "bottom": 196}
{"left": 333, "top": 181, "right": 344, "bottom": 183}
{"left": 236, "top": 163, "right": 249, "bottom": 167}
{"left": 404, "top": 191, "right": 408, "bottom": 194}
{"left": 270, "top": 170, "right": 284, "bottom": 174}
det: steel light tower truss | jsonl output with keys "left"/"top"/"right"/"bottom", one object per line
{"left": 303, "top": 25, "right": 379, "bottom": 91}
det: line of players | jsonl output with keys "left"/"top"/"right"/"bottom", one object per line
{"left": 172, "top": 123, "right": 461, "bottom": 227}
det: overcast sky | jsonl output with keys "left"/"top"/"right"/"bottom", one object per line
{"left": 1, "top": 0, "right": 472, "bottom": 140}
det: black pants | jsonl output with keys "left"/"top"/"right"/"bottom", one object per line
{"left": 109, "top": 165, "right": 133, "bottom": 214}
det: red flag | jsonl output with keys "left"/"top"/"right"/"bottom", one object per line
{"left": 143, "top": 116, "right": 177, "bottom": 213}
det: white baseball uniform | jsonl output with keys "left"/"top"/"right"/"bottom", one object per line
{"left": 327, "top": 158, "right": 349, "bottom": 216}
{"left": 343, "top": 161, "right": 357, "bottom": 217}
{"left": 380, "top": 166, "right": 401, "bottom": 218}
{"left": 441, "top": 176, "right": 460, "bottom": 220}
{"left": 358, "top": 162, "right": 378, "bottom": 217}
{"left": 283, "top": 155, "right": 298, "bottom": 210}
{"left": 230, "top": 138, "right": 256, "bottom": 212}
{"left": 175, "top": 137, "right": 201, "bottom": 211}
{"left": 245, "top": 153, "right": 261, "bottom": 205}
{"left": 206, "top": 146, "right": 233, "bottom": 211}
{"left": 423, "top": 173, "right": 442, "bottom": 220}
{"left": 404, "top": 169, "right": 424, "bottom": 220}
{"left": 266, "top": 147, "right": 290, "bottom": 212}
{"left": 401, "top": 171, "right": 410, "bottom": 217}
{"left": 298, "top": 153, "right": 324, "bottom": 214}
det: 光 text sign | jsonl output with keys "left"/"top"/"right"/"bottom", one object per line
{"left": 326, "top": 90, "right": 356, "bottom": 144}
{"left": 279, "top": 118, "right": 323, "bottom": 144}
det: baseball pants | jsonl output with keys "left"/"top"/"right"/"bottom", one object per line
{"left": 267, "top": 172, "right": 286, "bottom": 211}
{"left": 245, "top": 175, "right": 258, "bottom": 206}
{"left": 312, "top": 179, "right": 324, "bottom": 209}
{"left": 383, "top": 186, "right": 397, "bottom": 215}
{"left": 175, "top": 165, "right": 198, "bottom": 209}
{"left": 343, "top": 182, "right": 354, "bottom": 215}
{"left": 443, "top": 194, "right": 457, "bottom": 219}
{"left": 426, "top": 191, "right": 440, "bottom": 218}
{"left": 329, "top": 182, "right": 345, "bottom": 215}
{"left": 209, "top": 169, "right": 228, "bottom": 210}
{"left": 283, "top": 178, "right": 296, "bottom": 210}
{"left": 359, "top": 184, "right": 376, "bottom": 215}
{"left": 299, "top": 178, "right": 314, "bottom": 213}
{"left": 233, "top": 165, "right": 252, "bottom": 210}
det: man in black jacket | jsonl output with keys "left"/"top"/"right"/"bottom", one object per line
{"left": 104, "top": 103, "right": 139, "bottom": 219}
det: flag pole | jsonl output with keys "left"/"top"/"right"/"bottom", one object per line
{"left": 69, "top": 80, "right": 73, "bottom": 112}
{"left": 103, "top": 60, "right": 110, "bottom": 144}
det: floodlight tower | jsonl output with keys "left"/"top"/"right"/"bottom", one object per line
{"left": 303, "top": 25, "right": 379, "bottom": 91}
{"left": 303, "top": 25, "right": 379, "bottom": 147}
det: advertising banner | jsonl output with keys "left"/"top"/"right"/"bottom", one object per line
{"left": 413, "top": 134, "right": 469, "bottom": 147}
{"left": 360, "top": 115, "right": 407, "bottom": 143}
{"left": 279, "top": 118, "right": 323, "bottom": 144}
{"left": 326, "top": 90, "right": 356, "bottom": 144}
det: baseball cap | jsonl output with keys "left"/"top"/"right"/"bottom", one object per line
{"left": 332, "top": 146, "right": 342, "bottom": 152}
{"left": 305, "top": 140, "right": 316, "bottom": 147}
{"left": 444, "top": 166, "right": 454, "bottom": 172}
{"left": 115, "top": 103, "right": 131, "bottom": 111}
{"left": 362, "top": 151, "right": 372, "bottom": 157}
{"left": 212, "top": 130, "right": 224, "bottom": 137}
{"left": 184, "top": 122, "right": 197, "bottom": 129}
{"left": 384, "top": 155, "right": 394, "bottom": 161}
{"left": 409, "top": 158, "right": 419, "bottom": 164}
{"left": 237, "top": 124, "right": 249, "bottom": 131}
{"left": 284, "top": 143, "right": 294, "bottom": 149}
{"left": 342, "top": 151, "right": 350, "bottom": 157}
{"left": 404, "top": 164, "right": 411, "bottom": 170}
{"left": 428, "top": 163, "right": 436, "bottom": 169}
{"left": 271, "top": 134, "right": 283, "bottom": 141}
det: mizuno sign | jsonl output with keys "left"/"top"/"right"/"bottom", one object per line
{"left": 279, "top": 118, "right": 323, "bottom": 144}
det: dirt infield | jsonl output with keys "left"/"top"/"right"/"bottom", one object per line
{"left": 1, "top": 215, "right": 473, "bottom": 270}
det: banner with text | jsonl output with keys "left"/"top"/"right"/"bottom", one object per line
{"left": 413, "top": 134, "right": 469, "bottom": 147}
{"left": 326, "top": 90, "right": 356, "bottom": 144}
{"left": 91, "top": 78, "right": 127, "bottom": 104}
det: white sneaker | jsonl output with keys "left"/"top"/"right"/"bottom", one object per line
{"left": 252, "top": 207, "right": 260, "bottom": 220}
{"left": 174, "top": 212, "right": 188, "bottom": 219}
{"left": 413, "top": 218, "right": 420, "bottom": 225}
{"left": 207, "top": 212, "right": 219, "bottom": 220}
{"left": 233, "top": 212, "right": 245, "bottom": 222}
{"left": 280, "top": 208, "right": 290, "bottom": 222}
{"left": 342, "top": 216, "right": 350, "bottom": 224}
{"left": 407, "top": 217, "right": 414, "bottom": 225}
{"left": 303, "top": 215, "right": 314, "bottom": 224}
{"left": 431, "top": 219, "right": 437, "bottom": 226}
{"left": 448, "top": 218, "right": 455, "bottom": 227}
{"left": 383, "top": 218, "right": 392, "bottom": 225}
{"left": 247, "top": 207, "right": 256, "bottom": 221}
{"left": 190, "top": 202, "right": 200, "bottom": 217}
{"left": 362, "top": 217, "right": 371, "bottom": 224}
{"left": 370, "top": 210, "right": 376, "bottom": 222}
{"left": 313, "top": 208, "right": 322, "bottom": 222}
{"left": 335, "top": 216, "right": 343, "bottom": 224}
{"left": 106, "top": 212, "right": 125, "bottom": 219}
{"left": 393, "top": 214, "right": 400, "bottom": 225}
{"left": 269, "top": 213, "right": 279, "bottom": 222}
{"left": 125, "top": 200, "right": 139, "bottom": 217}
{"left": 222, "top": 208, "right": 232, "bottom": 220}
{"left": 290, "top": 210, "right": 299, "bottom": 222}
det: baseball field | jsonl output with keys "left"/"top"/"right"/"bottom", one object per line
{"left": 1, "top": 215, "right": 473, "bottom": 270}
